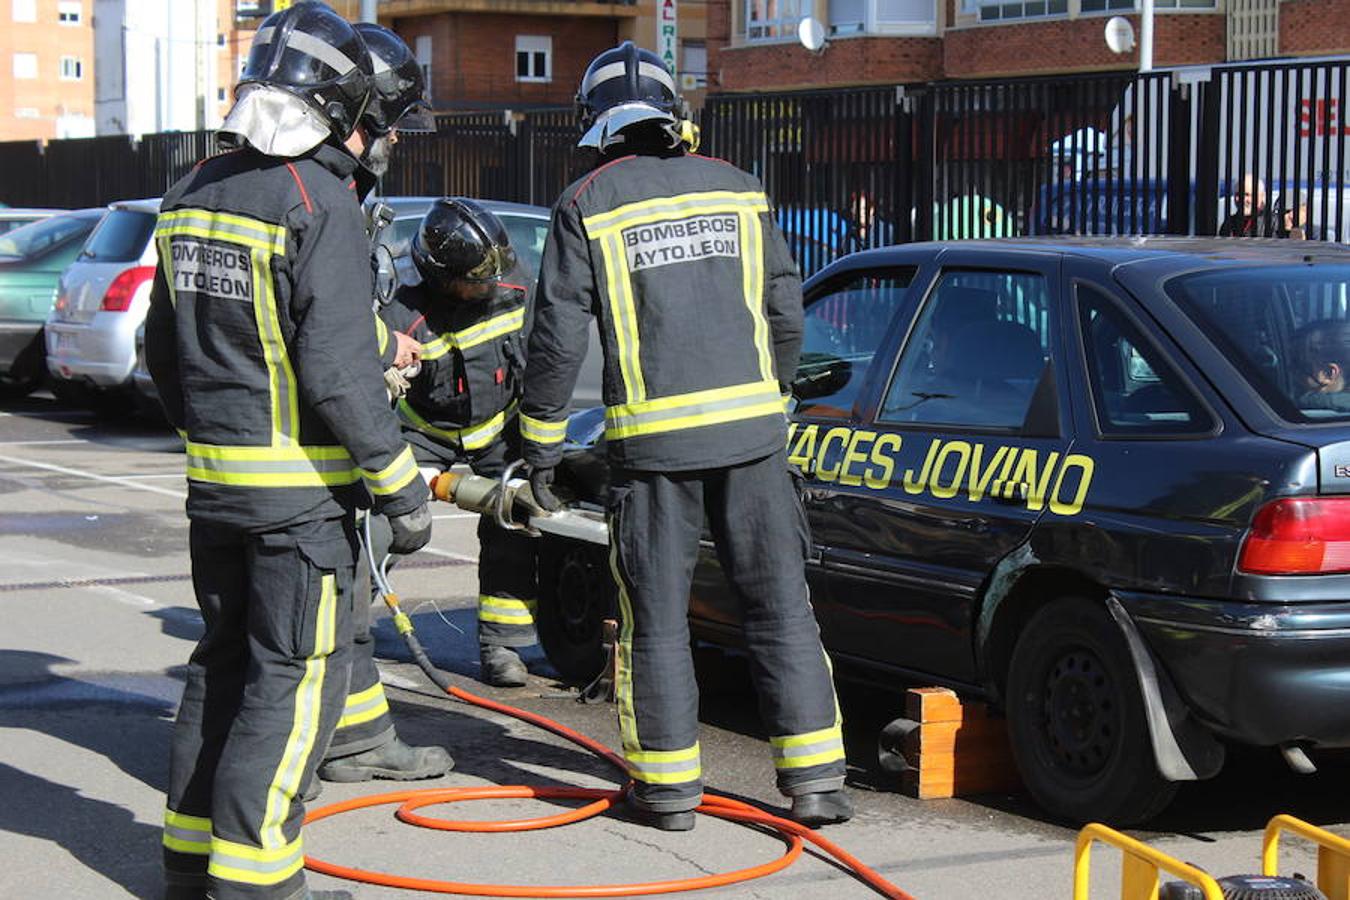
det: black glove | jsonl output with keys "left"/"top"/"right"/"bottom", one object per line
{"left": 529, "top": 466, "right": 561, "bottom": 512}
{"left": 387, "top": 502, "right": 433, "bottom": 554}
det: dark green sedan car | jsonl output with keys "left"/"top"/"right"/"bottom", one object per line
{"left": 0, "top": 208, "right": 105, "bottom": 395}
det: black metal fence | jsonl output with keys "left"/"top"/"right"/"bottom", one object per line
{"left": 3, "top": 56, "right": 1348, "bottom": 276}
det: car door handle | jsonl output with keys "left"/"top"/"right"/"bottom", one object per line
{"left": 991, "top": 482, "right": 1030, "bottom": 505}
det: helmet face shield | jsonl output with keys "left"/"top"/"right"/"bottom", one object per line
{"left": 576, "top": 41, "right": 684, "bottom": 149}
{"left": 218, "top": 84, "right": 333, "bottom": 157}
{"left": 578, "top": 102, "right": 677, "bottom": 150}
{"left": 354, "top": 22, "right": 431, "bottom": 137}
{"left": 394, "top": 102, "right": 435, "bottom": 134}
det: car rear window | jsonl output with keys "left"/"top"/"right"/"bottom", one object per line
{"left": 1168, "top": 265, "right": 1350, "bottom": 423}
{"left": 0, "top": 214, "right": 94, "bottom": 260}
{"left": 81, "top": 209, "right": 155, "bottom": 263}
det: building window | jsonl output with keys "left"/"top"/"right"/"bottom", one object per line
{"left": 217, "top": 88, "right": 227, "bottom": 101}
{"left": 415, "top": 35, "right": 432, "bottom": 102}
{"left": 59, "top": 56, "right": 83, "bottom": 80}
{"left": 1080, "top": 0, "right": 1213, "bottom": 10}
{"left": 13, "top": 53, "right": 37, "bottom": 79}
{"left": 976, "top": 0, "right": 1067, "bottom": 21}
{"left": 515, "top": 35, "right": 551, "bottom": 83}
{"left": 680, "top": 41, "right": 707, "bottom": 91}
{"left": 217, "top": 32, "right": 226, "bottom": 47}
{"left": 58, "top": 1, "right": 81, "bottom": 24}
{"left": 12, "top": 0, "right": 35, "bottom": 22}
{"left": 745, "top": 0, "right": 804, "bottom": 41}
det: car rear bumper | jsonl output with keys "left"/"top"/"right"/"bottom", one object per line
{"left": 45, "top": 316, "right": 137, "bottom": 387}
{"left": 1117, "top": 590, "right": 1350, "bottom": 748}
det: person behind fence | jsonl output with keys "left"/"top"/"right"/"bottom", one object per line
{"left": 1295, "top": 319, "right": 1350, "bottom": 413}
{"left": 311, "top": 21, "right": 455, "bottom": 789}
{"left": 519, "top": 40, "right": 853, "bottom": 833}
{"left": 366, "top": 197, "right": 540, "bottom": 689}
{"left": 145, "top": 5, "right": 433, "bottom": 900}
{"left": 1219, "top": 173, "right": 1287, "bottom": 237}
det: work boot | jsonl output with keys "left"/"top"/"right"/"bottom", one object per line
{"left": 479, "top": 643, "right": 528, "bottom": 687}
{"left": 788, "top": 789, "right": 854, "bottom": 827}
{"left": 624, "top": 794, "right": 697, "bottom": 832}
{"left": 316, "top": 736, "right": 453, "bottom": 783}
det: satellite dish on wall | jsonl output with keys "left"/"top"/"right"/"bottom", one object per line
{"left": 1104, "top": 16, "right": 1137, "bottom": 54}
{"left": 798, "top": 16, "right": 828, "bottom": 54}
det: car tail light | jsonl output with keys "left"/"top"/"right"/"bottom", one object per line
{"left": 1238, "top": 498, "right": 1350, "bottom": 575}
{"left": 100, "top": 265, "right": 155, "bottom": 312}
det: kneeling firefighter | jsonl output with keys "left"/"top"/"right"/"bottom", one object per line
{"left": 366, "top": 197, "right": 541, "bottom": 688}
{"left": 314, "top": 21, "right": 454, "bottom": 788}
{"left": 520, "top": 41, "right": 853, "bottom": 831}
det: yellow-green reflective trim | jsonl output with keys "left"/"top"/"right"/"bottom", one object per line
{"left": 478, "top": 594, "right": 536, "bottom": 625}
{"left": 184, "top": 441, "right": 360, "bottom": 488}
{"left": 363, "top": 445, "right": 419, "bottom": 496}
{"left": 397, "top": 399, "right": 516, "bottom": 451}
{"left": 597, "top": 232, "right": 645, "bottom": 405}
{"left": 581, "top": 190, "right": 770, "bottom": 235}
{"left": 519, "top": 413, "right": 567, "bottom": 445}
{"left": 207, "top": 834, "right": 304, "bottom": 886}
{"left": 250, "top": 245, "right": 299, "bottom": 444}
{"left": 416, "top": 307, "right": 525, "bottom": 361}
{"left": 163, "top": 809, "right": 212, "bottom": 855}
{"left": 739, "top": 210, "right": 774, "bottom": 382}
{"left": 156, "top": 208, "right": 287, "bottom": 255}
{"left": 625, "top": 743, "right": 702, "bottom": 785}
{"left": 259, "top": 572, "right": 335, "bottom": 849}
{"left": 604, "top": 379, "right": 783, "bottom": 441}
{"left": 157, "top": 236, "right": 178, "bottom": 308}
{"left": 608, "top": 535, "right": 640, "bottom": 750}
{"left": 337, "top": 682, "right": 389, "bottom": 730}
{"left": 375, "top": 314, "right": 389, "bottom": 355}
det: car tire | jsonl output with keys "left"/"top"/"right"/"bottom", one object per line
{"left": 49, "top": 378, "right": 95, "bottom": 408}
{"left": 1005, "top": 596, "right": 1178, "bottom": 825}
{"left": 535, "top": 536, "right": 617, "bottom": 685}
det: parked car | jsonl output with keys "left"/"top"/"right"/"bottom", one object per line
{"left": 0, "top": 207, "right": 63, "bottom": 236}
{"left": 0, "top": 208, "right": 105, "bottom": 396}
{"left": 46, "top": 199, "right": 159, "bottom": 412}
{"left": 537, "top": 236, "right": 1350, "bottom": 826}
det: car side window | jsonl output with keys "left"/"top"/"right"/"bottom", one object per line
{"left": 1077, "top": 284, "right": 1214, "bottom": 436}
{"left": 879, "top": 269, "right": 1052, "bottom": 431}
{"left": 793, "top": 268, "right": 916, "bottom": 419}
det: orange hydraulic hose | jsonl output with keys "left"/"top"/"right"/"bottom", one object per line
{"left": 304, "top": 680, "right": 916, "bottom": 899}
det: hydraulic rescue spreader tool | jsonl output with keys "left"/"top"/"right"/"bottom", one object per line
{"left": 301, "top": 467, "right": 916, "bottom": 899}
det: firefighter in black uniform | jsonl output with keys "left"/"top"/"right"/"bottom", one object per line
{"left": 146, "top": 6, "right": 430, "bottom": 900}
{"left": 367, "top": 197, "right": 540, "bottom": 688}
{"left": 520, "top": 42, "right": 853, "bottom": 832}
{"left": 313, "top": 21, "right": 455, "bottom": 788}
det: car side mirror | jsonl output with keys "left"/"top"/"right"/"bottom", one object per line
{"left": 792, "top": 356, "right": 852, "bottom": 401}
{"left": 372, "top": 243, "right": 398, "bottom": 306}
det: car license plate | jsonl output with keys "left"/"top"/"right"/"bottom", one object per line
{"left": 55, "top": 332, "right": 76, "bottom": 351}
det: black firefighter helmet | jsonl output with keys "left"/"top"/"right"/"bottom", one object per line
{"left": 233, "top": 1, "right": 373, "bottom": 143}
{"left": 353, "top": 22, "right": 434, "bottom": 136}
{"left": 575, "top": 41, "right": 687, "bottom": 151}
{"left": 411, "top": 198, "right": 517, "bottom": 294}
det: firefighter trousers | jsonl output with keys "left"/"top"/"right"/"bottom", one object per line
{"left": 608, "top": 450, "right": 846, "bottom": 814}
{"left": 163, "top": 515, "right": 357, "bottom": 900}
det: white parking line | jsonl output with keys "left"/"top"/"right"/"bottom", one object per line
{"left": 0, "top": 452, "right": 188, "bottom": 500}
{"left": 104, "top": 473, "right": 185, "bottom": 480}
{"left": 0, "top": 439, "right": 87, "bottom": 446}
{"left": 415, "top": 546, "right": 478, "bottom": 564}
{"left": 87, "top": 584, "right": 158, "bottom": 607}
{"left": 432, "top": 513, "right": 478, "bottom": 520}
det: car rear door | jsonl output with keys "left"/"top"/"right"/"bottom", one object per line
{"left": 803, "top": 249, "right": 1077, "bottom": 684}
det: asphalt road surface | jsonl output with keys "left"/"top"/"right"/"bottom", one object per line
{"left": 1, "top": 392, "right": 1347, "bottom": 900}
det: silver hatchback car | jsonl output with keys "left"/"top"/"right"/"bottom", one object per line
{"left": 46, "top": 198, "right": 159, "bottom": 408}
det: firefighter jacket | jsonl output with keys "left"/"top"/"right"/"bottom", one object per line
{"left": 520, "top": 151, "right": 804, "bottom": 472}
{"left": 145, "top": 142, "right": 428, "bottom": 531}
{"left": 377, "top": 277, "right": 530, "bottom": 466}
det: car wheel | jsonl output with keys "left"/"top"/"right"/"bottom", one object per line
{"left": 536, "top": 536, "right": 616, "bottom": 685}
{"left": 1005, "top": 596, "right": 1178, "bottom": 825}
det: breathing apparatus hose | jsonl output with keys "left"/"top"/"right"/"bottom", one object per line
{"left": 301, "top": 515, "right": 915, "bottom": 899}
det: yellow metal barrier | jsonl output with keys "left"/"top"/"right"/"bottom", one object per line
{"left": 1074, "top": 823, "right": 1224, "bottom": 900}
{"left": 1262, "top": 815, "right": 1350, "bottom": 900}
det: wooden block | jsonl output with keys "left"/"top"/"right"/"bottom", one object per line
{"left": 898, "top": 687, "right": 1022, "bottom": 800}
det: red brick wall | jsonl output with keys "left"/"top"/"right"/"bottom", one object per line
{"left": 1281, "top": 0, "right": 1350, "bottom": 57}
{"left": 392, "top": 13, "right": 620, "bottom": 108}
{"left": 706, "top": 0, "right": 731, "bottom": 90}
{"left": 944, "top": 13, "right": 1223, "bottom": 79}
{"left": 718, "top": 37, "right": 943, "bottom": 91}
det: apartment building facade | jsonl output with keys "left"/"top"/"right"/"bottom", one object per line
{"left": 0, "top": 0, "right": 95, "bottom": 141}
{"left": 710, "top": 0, "right": 1350, "bottom": 92}
{"left": 377, "top": 0, "right": 710, "bottom": 110}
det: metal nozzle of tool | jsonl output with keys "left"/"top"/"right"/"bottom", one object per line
{"left": 429, "top": 461, "right": 609, "bottom": 546}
